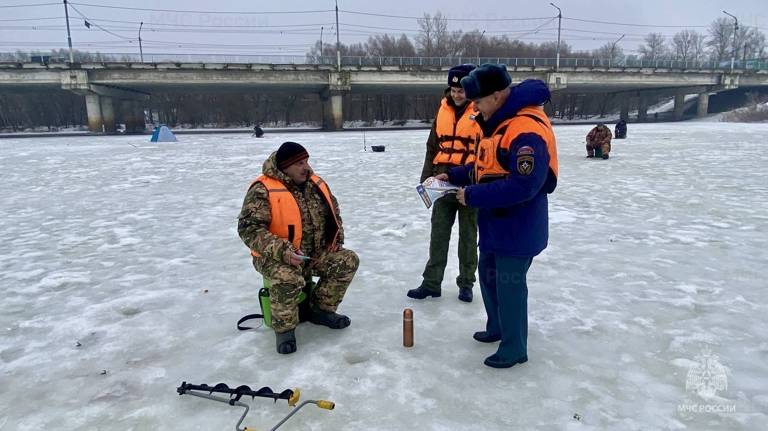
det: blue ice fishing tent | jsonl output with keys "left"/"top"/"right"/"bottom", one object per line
{"left": 150, "top": 125, "right": 177, "bottom": 142}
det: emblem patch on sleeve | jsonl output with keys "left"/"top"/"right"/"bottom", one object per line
{"left": 517, "top": 155, "right": 534, "bottom": 175}
{"left": 517, "top": 146, "right": 534, "bottom": 155}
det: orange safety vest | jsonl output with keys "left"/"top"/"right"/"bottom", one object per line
{"left": 248, "top": 174, "right": 339, "bottom": 257}
{"left": 432, "top": 98, "right": 480, "bottom": 166}
{"left": 474, "top": 106, "right": 559, "bottom": 184}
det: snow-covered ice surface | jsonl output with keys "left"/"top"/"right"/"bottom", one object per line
{"left": 1, "top": 123, "right": 767, "bottom": 430}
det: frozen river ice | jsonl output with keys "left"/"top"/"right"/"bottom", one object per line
{"left": 1, "top": 122, "right": 767, "bottom": 430}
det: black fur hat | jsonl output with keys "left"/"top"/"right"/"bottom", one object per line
{"left": 448, "top": 64, "right": 476, "bottom": 88}
{"left": 460, "top": 63, "right": 512, "bottom": 99}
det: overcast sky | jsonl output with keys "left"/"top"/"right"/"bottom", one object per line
{"left": 1, "top": 0, "right": 766, "bottom": 57}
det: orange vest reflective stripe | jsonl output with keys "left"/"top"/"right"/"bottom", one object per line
{"left": 248, "top": 174, "right": 339, "bottom": 257}
{"left": 475, "top": 106, "right": 559, "bottom": 183}
{"left": 433, "top": 98, "right": 480, "bottom": 166}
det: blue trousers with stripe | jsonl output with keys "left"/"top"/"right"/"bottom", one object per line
{"left": 478, "top": 252, "right": 533, "bottom": 360}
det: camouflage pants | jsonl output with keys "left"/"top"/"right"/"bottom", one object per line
{"left": 586, "top": 140, "right": 611, "bottom": 156}
{"left": 253, "top": 248, "right": 359, "bottom": 333}
{"left": 421, "top": 192, "right": 478, "bottom": 292}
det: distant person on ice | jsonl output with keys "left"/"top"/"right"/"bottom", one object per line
{"left": 586, "top": 122, "right": 612, "bottom": 159}
{"left": 252, "top": 124, "right": 264, "bottom": 138}
{"left": 614, "top": 119, "right": 627, "bottom": 139}
{"left": 409, "top": 64, "right": 479, "bottom": 303}
{"left": 439, "top": 65, "right": 558, "bottom": 368}
{"left": 237, "top": 141, "right": 359, "bottom": 354}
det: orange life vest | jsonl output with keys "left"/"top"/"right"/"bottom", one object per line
{"left": 249, "top": 174, "right": 339, "bottom": 257}
{"left": 432, "top": 98, "right": 480, "bottom": 166}
{"left": 474, "top": 106, "right": 559, "bottom": 184}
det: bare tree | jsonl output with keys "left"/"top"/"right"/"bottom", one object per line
{"left": 706, "top": 17, "right": 733, "bottom": 62}
{"left": 672, "top": 29, "right": 703, "bottom": 63}
{"left": 593, "top": 43, "right": 624, "bottom": 65}
{"left": 396, "top": 34, "right": 416, "bottom": 57}
{"left": 639, "top": 33, "right": 667, "bottom": 61}
{"left": 691, "top": 31, "right": 706, "bottom": 63}
{"left": 416, "top": 12, "right": 449, "bottom": 56}
{"left": 366, "top": 34, "right": 399, "bottom": 57}
{"left": 740, "top": 27, "right": 767, "bottom": 61}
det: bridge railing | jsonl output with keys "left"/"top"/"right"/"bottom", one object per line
{"left": 3, "top": 52, "right": 766, "bottom": 71}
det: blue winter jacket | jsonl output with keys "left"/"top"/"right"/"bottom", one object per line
{"left": 448, "top": 79, "right": 555, "bottom": 257}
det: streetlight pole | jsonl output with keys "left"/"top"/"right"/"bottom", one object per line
{"left": 550, "top": 3, "right": 562, "bottom": 71}
{"left": 477, "top": 30, "right": 485, "bottom": 64}
{"left": 320, "top": 26, "right": 324, "bottom": 62}
{"left": 63, "top": 0, "right": 74, "bottom": 63}
{"left": 723, "top": 11, "right": 738, "bottom": 72}
{"left": 609, "top": 34, "right": 625, "bottom": 68}
{"left": 334, "top": 0, "right": 341, "bottom": 72}
{"left": 138, "top": 21, "right": 144, "bottom": 62}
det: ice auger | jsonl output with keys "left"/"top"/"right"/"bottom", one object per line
{"left": 176, "top": 382, "right": 335, "bottom": 431}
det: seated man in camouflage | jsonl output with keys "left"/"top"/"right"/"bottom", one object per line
{"left": 586, "top": 122, "right": 613, "bottom": 159}
{"left": 237, "top": 141, "right": 359, "bottom": 354}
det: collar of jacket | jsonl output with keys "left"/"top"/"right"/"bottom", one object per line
{"left": 475, "top": 79, "right": 551, "bottom": 136}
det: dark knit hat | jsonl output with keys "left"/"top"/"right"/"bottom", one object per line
{"left": 447, "top": 64, "right": 476, "bottom": 88}
{"left": 276, "top": 141, "right": 309, "bottom": 170}
{"left": 460, "top": 63, "right": 512, "bottom": 99}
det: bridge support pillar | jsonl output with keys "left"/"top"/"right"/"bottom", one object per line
{"left": 619, "top": 97, "right": 630, "bottom": 121}
{"left": 322, "top": 92, "right": 344, "bottom": 131}
{"left": 673, "top": 94, "right": 686, "bottom": 120}
{"left": 100, "top": 96, "right": 116, "bottom": 134}
{"left": 697, "top": 92, "right": 710, "bottom": 117}
{"left": 637, "top": 94, "right": 648, "bottom": 122}
{"left": 122, "top": 100, "right": 146, "bottom": 134}
{"left": 85, "top": 94, "right": 103, "bottom": 133}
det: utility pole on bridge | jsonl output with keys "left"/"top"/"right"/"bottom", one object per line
{"left": 723, "top": 11, "right": 738, "bottom": 73}
{"left": 335, "top": 0, "right": 341, "bottom": 72}
{"left": 550, "top": 3, "right": 562, "bottom": 71}
{"left": 63, "top": 0, "right": 74, "bottom": 63}
{"left": 138, "top": 21, "right": 144, "bottom": 63}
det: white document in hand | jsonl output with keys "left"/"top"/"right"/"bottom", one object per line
{"left": 416, "top": 177, "right": 459, "bottom": 209}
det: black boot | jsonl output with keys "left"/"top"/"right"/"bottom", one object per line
{"left": 275, "top": 329, "right": 297, "bottom": 354}
{"left": 458, "top": 287, "right": 473, "bottom": 303}
{"left": 602, "top": 153, "right": 610, "bottom": 160}
{"left": 407, "top": 286, "right": 441, "bottom": 299}
{"left": 484, "top": 353, "right": 528, "bottom": 369}
{"left": 473, "top": 331, "right": 501, "bottom": 343}
{"left": 309, "top": 307, "right": 351, "bottom": 329}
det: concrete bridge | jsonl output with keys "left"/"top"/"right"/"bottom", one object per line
{"left": 1, "top": 55, "right": 766, "bottom": 133}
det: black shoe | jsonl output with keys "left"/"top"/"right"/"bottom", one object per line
{"left": 473, "top": 331, "right": 501, "bottom": 343}
{"left": 586, "top": 154, "right": 594, "bottom": 158}
{"left": 602, "top": 153, "right": 610, "bottom": 159}
{"left": 407, "top": 286, "right": 441, "bottom": 299}
{"left": 275, "top": 329, "right": 297, "bottom": 355}
{"left": 458, "top": 288, "right": 473, "bottom": 303}
{"left": 309, "top": 308, "right": 351, "bottom": 329}
{"left": 483, "top": 353, "right": 527, "bottom": 369}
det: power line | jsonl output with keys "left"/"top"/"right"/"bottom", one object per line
{"left": 340, "top": 9, "right": 553, "bottom": 22}
{"left": 563, "top": 17, "right": 708, "bottom": 28}
{"left": 67, "top": 3, "right": 134, "bottom": 41}
{"left": 0, "top": 2, "right": 58, "bottom": 8}
{"left": 68, "top": 2, "right": 333, "bottom": 15}
{"left": 88, "top": 18, "right": 335, "bottom": 29}
{"left": 0, "top": 16, "right": 62, "bottom": 22}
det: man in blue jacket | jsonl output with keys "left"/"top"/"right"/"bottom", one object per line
{"left": 437, "top": 65, "right": 558, "bottom": 368}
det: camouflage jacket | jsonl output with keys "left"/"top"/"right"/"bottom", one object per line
{"left": 237, "top": 151, "right": 345, "bottom": 262}
{"left": 587, "top": 126, "right": 612, "bottom": 146}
